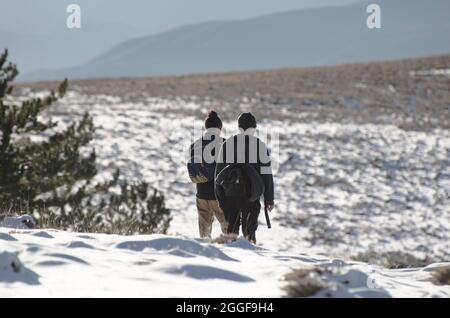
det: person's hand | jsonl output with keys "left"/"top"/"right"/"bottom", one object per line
{"left": 265, "top": 203, "right": 274, "bottom": 212}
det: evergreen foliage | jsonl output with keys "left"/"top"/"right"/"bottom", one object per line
{"left": 0, "top": 49, "right": 171, "bottom": 234}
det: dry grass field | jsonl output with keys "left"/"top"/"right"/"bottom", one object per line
{"left": 18, "top": 54, "right": 450, "bottom": 130}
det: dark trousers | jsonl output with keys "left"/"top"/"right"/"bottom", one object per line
{"left": 221, "top": 199, "right": 261, "bottom": 242}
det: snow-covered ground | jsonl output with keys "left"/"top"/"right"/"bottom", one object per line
{"left": 1, "top": 90, "right": 449, "bottom": 297}
{"left": 1, "top": 227, "right": 449, "bottom": 297}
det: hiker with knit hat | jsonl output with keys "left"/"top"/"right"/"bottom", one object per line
{"left": 215, "top": 112, "right": 275, "bottom": 244}
{"left": 187, "top": 110, "right": 228, "bottom": 238}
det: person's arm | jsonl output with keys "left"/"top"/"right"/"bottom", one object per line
{"left": 261, "top": 173, "right": 274, "bottom": 210}
{"left": 214, "top": 139, "right": 226, "bottom": 178}
{"left": 214, "top": 141, "right": 226, "bottom": 203}
{"left": 259, "top": 141, "right": 274, "bottom": 210}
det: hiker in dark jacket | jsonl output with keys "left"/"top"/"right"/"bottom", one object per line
{"left": 215, "top": 112, "right": 274, "bottom": 243}
{"left": 189, "top": 111, "right": 227, "bottom": 238}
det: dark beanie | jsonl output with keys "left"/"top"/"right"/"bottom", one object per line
{"left": 205, "top": 110, "right": 222, "bottom": 129}
{"left": 238, "top": 112, "right": 257, "bottom": 130}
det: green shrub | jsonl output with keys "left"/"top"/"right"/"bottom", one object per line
{"left": 0, "top": 49, "right": 171, "bottom": 234}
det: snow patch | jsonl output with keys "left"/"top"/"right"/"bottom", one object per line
{"left": 116, "top": 236, "right": 237, "bottom": 261}
{"left": 410, "top": 69, "right": 450, "bottom": 77}
{"left": 0, "top": 215, "right": 35, "bottom": 229}
{"left": 0, "top": 251, "right": 40, "bottom": 285}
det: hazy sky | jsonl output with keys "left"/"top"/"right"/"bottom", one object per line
{"left": 1, "top": 0, "right": 362, "bottom": 36}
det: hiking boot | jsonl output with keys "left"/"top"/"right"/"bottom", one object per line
{"left": 245, "top": 233, "right": 256, "bottom": 244}
{"left": 212, "top": 233, "right": 238, "bottom": 244}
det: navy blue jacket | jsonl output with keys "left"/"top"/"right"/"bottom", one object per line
{"left": 189, "top": 130, "right": 225, "bottom": 200}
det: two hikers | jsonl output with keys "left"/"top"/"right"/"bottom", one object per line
{"left": 188, "top": 111, "right": 274, "bottom": 243}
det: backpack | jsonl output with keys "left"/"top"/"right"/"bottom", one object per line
{"left": 217, "top": 166, "right": 249, "bottom": 198}
{"left": 187, "top": 152, "right": 215, "bottom": 184}
{"left": 215, "top": 164, "right": 265, "bottom": 202}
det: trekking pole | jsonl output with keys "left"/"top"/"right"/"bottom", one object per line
{"left": 264, "top": 206, "right": 272, "bottom": 229}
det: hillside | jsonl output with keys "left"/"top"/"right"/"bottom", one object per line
{"left": 1, "top": 0, "right": 358, "bottom": 76}
{"left": 23, "top": 0, "right": 450, "bottom": 81}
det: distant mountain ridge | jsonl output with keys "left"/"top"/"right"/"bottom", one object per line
{"left": 23, "top": 0, "right": 450, "bottom": 81}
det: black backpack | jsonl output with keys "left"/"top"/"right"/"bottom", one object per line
{"left": 216, "top": 164, "right": 265, "bottom": 202}
{"left": 217, "top": 166, "right": 249, "bottom": 198}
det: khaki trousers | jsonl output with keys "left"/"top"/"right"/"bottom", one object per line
{"left": 196, "top": 198, "right": 228, "bottom": 238}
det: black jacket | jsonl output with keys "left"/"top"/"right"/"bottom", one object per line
{"left": 215, "top": 132, "right": 274, "bottom": 205}
{"left": 189, "top": 130, "right": 225, "bottom": 200}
